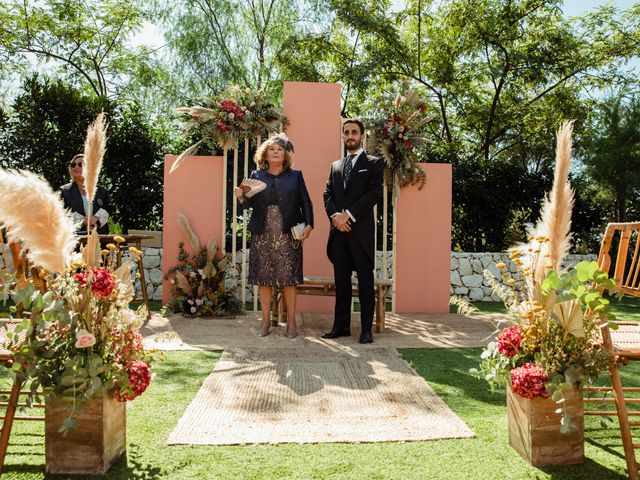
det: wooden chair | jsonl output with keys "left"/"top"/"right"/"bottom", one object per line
{"left": 0, "top": 228, "right": 45, "bottom": 475}
{"left": 584, "top": 222, "right": 640, "bottom": 480}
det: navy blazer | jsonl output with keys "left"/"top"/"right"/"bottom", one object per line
{"left": 323, "top": 152, "right": 384, "bottom": 264}
{"left": 240, "top": 168, "right": 314, "bottom": 235}
{"left": 59, "top": 182, "right": 111, "bottom": 234}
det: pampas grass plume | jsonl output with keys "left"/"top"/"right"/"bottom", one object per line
{"left": 83, "top": 112, "right": 107, "bottom": 223}
{"left": 0, "top": 169, "right": 78, "bottom": 273}
{"left": 170, "top": 140, "right": 202, "bottom": 174}
{"left": 521, "top": 121, "right": 575, "bottom": 282}
{"left": 177, "top": 213, "right": 201, "bottom": 252}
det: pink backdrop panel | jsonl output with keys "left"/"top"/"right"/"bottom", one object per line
{"left": 162, "top": 155, "right": 224, "bottom": 304}
{"left": 283, "top": 82, "right": 342, "bottom": 313}
{"left": 395, "top": 163, "right": 452, "bottom": 313}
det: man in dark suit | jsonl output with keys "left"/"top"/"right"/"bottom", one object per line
{"left": 322, "top": 119, "right": 384, "bottom": 344}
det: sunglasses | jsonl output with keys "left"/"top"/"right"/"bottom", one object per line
{"left": 70, "top": 162, "right": 83, "bottom": 168}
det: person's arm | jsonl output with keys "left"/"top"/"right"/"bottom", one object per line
{"left": 323, "top": 164, "right": 338, "bottom": 219}
{"left": 298, "top": 171, "right": 314, "bottom": 228}
{"left": 93, "top": 188, "right": 110, "bottom": 227}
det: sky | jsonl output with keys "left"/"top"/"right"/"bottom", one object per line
{"left": 130, "top": 0, "right": 639, "bottom": 48}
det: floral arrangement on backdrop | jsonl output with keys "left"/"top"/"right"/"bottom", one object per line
{"left": 366, "top": 86, "right": 435, "bottom": 190}
{"left": 170, "top": 86, "right": 288, "bottom": 173}
{"left": 164, "top": 213, "right": 244, "bottom": 317}
{"left": 471, "top": 122, "right": 618, "bottom": 433}
{"left": 0, "top": 114, "right": 156, "bottom": 432}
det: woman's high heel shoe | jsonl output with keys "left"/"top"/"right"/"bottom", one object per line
{"left": 285, "top": 330, "right": 298, "bottom": 339}
{"left": 257, "top": 325, "right": 271, "bottom": 337}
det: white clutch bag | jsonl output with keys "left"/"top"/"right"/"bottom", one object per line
{"left": 291, "top": 222, "right": 306, "bottom": 240}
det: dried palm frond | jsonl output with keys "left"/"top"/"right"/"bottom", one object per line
{"left": 83, "top": 113, "right": 107, "bottom": 228}
{"left": 170, "top": 140, "right": 202, "bottom": 174}
{"left": 177, "top": 213, "right": 200, "bottom": 252}
{"left": 0, "top": 169, "right": 77, "bottom": 273}
{"left": 82, "top": 229, "right": 101, "bottom": 268}
{"left": 174, "top": 271, "right": 193, "bottom": 296}
{"left": 522, "top": 121, "right": 575, "bottom": 283}
{"left": 404, "top": 89, "right": 421, "bottom": 107}
{"left": 113, "top": 260, "right": 134, "bottom": 302}
{"left": 205, "top": 234, "right": 218, "bottom": 261}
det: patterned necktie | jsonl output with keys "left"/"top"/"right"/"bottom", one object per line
{"left": 343, "top": 154, "right": 354, "bottom": 183}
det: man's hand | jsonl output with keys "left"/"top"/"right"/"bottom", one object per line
{"left": 331, "top": 211, "right": 351, "bottom": 232}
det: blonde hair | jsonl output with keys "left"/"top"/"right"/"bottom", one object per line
{"left": 254, "top": 138, "right": 294, "bottom": 170}
{"left": 68, "top": 154, "right": 84, "bottom": 181}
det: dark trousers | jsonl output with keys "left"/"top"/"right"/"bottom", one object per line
{"left": 329, "top": 231, "right": 375, "bottom": 334}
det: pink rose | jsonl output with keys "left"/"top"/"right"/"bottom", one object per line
{"left": 75, "top": 329, "right": 96, "bottom": 348}
{"left": 119, "top": 309, "right": 136, "bottom": 325}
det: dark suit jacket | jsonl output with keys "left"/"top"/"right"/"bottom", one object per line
{"left": 323, "top": 152, "right": 384, "bottom": 264}
{"left": 240, "top": 168, "right": 314, "bottom": 235}
{"left": 59, "top": 182, "right": 111, "bottom": 234}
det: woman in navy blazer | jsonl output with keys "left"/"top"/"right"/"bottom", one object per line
{"left": 234, "top": 135, "right": 313, "bottom": 338}
{"left": 59, "top": 154, "right": 111, "bottom": 234}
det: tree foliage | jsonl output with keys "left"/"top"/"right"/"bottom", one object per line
{"left": 0, "top": 0, "right": 153, "bottom": 97}
{"left": 583, "top": 94, "right": 640, "bottom": 223}
{"left": 279, "top": 0, "right": 640, "bottom": 250}
{"left": 0, "top": 75, "right": 165, "bottom": 231}
{"left": 152, "top": 0, "right": 329, "bottom": 102}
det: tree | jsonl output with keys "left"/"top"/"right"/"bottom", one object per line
{"left": 152, "top": 0, "right": 330, "bottom": 102}
{"left": 0, "top": 0, "right": 154, "bottom": 98}
{"left": 583, "top": 94, "right": 640, "bottom": 222}
{"left": 279, "top": 0, "right": 640, "bottom": 250}
{"left": 0, "top": 75, "right": 165, "bottom": 230}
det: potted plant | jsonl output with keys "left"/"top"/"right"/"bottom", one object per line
{"left": 472, "top": 122, "right": 618, "bottom": 467}
{"left": 0, "top": 114, "right": 156, "bottom": 475}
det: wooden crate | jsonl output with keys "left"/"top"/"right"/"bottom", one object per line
{"left": 507, "top": 386, "right": 584, "bottom": 467}
{"left": 45, "top": 393, "right": 126, "bottom": 475}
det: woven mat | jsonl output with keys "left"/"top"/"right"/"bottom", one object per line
{"left": 167, "top": 345, "right": 474, "bottom": 445}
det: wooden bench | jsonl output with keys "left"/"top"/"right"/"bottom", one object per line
{"left": 273, "top": 276, "right": 393, "bottom": 333}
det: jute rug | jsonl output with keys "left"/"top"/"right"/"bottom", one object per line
{"left": 167, "top": 345, "right": 475, "bottom": 445}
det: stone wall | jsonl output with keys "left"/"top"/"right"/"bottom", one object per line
{"left": 449, "top": 252, "right": 597, "bottom": 301}
{"left": 0, "top": 246, "right": 596, "bottom": 303}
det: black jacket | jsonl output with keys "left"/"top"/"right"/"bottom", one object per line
{"left": 240, "top": 168, "right": 314, "bottom": 235}
{"left": 323, "top": 152, "right": 384, "bottom": 264}
{"left": 59, "top": 182, "right": 111, "bottom": 234}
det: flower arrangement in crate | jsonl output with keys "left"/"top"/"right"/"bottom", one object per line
{"left": 170, "top": 85, "right": 288, "bottom": 173}
{"left": 164, "top": 213, "right": 244, "bottom": 317}
{"left": 365, "top": 86, "right": 435, "bottom": 190}
{"left": 0, "top": 114, "right": 156, "bottom": 432}
{"left": 472, "top": 122, "right": 618, "bottom": 432}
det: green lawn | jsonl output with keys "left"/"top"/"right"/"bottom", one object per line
{"left": 1, "top": 348, "right": 637, "bottom": 479}
{"left": 471, "top": 295, "right": 640, "bottom": 321}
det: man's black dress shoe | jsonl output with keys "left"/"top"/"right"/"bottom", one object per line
{"left": 321, "top": 329, "right": 351, "bottom": 339}
{"left": 359, "top": 331, "right": 373, "bottom": 344}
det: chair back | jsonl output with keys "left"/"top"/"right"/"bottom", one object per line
{"left": 597, "top": 222, "right": 640, "bottom": 298}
